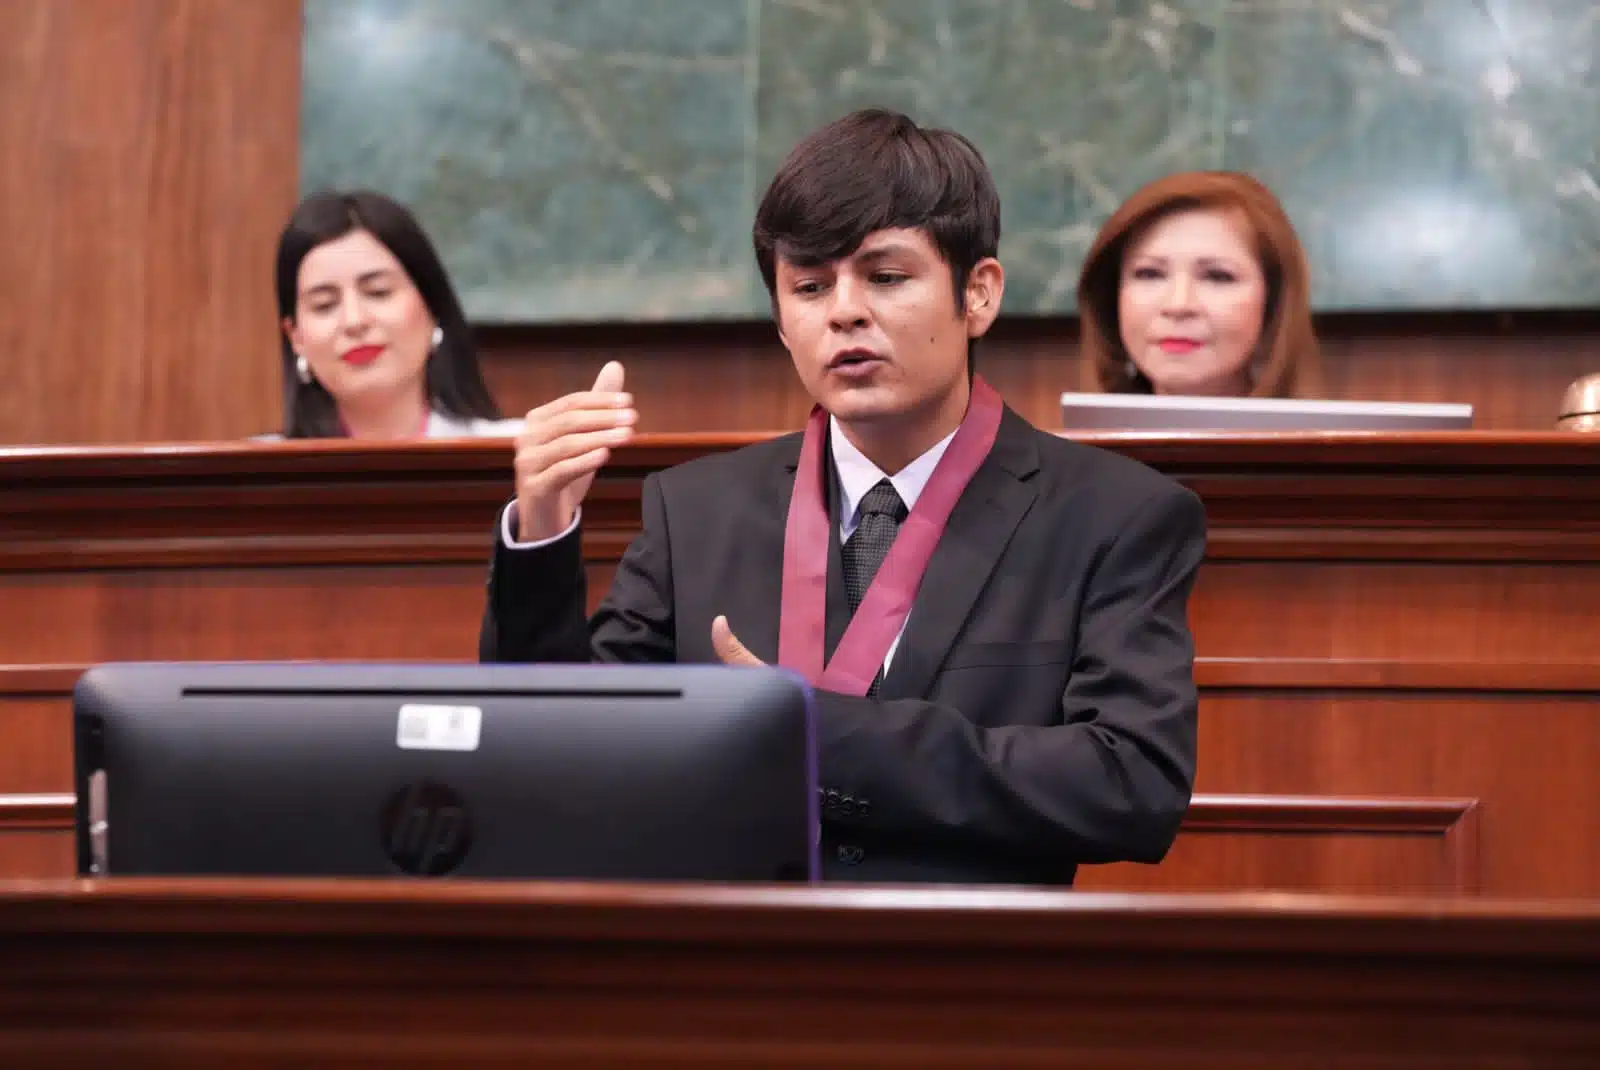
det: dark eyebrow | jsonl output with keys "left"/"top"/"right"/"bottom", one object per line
{"left": 300, "top": 269, "right": 396, "bottom": 299}
{"left": 853, "top": 243, "right": 920, "bottom": 266}
{"left": 779, "top": 242, "right": 922, "bottom": 277}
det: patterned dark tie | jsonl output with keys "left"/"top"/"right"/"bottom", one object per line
{"left": 841, "top": 479, "right": 908, "bottom": 695}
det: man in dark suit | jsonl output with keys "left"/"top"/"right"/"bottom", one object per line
{"left": 482, "top": 109, "right": 1206, "bottom": 885}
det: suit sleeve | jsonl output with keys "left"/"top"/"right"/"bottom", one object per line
{"left": 816, "top": 485, "right": 1205, "bottom": 865}
{"left": 479, "top": 473, "right": 677, "bottom": 665}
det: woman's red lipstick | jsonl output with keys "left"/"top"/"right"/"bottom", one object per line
{"left": 341, "top": 344, "right": 385, "bottom": 366}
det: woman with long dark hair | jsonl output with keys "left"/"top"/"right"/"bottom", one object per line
{"left": 274, "top": 190, "right": 518, "bottom": 438}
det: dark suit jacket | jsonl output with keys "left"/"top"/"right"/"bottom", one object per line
{"left": 481, "top": 408, "right": 1207, "bottom": 885}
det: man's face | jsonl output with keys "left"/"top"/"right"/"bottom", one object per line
{"left": 774, "top": 228, "right": 1002, "bottom": 429}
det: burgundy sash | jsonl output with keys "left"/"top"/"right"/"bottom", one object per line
{"left": 777, "top": 376, "right": 1004, "bottom": 695}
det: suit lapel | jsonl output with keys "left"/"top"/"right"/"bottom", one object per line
{"left": 879, "top": 409, "right": 1040, "bottom": 700}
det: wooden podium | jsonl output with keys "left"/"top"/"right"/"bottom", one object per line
{"left": 0, "top": 879, "right": 1594, "bottom": 1067}
{"left": 1, "top": 433, "right": 1598, "bottom": 895}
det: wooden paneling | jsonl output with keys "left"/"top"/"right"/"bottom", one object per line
{"left": 0, "top": 880, "right": 1596, "bottom": 1067}
{"left": 1321, "top": 311, "right": 1600, "bottom": 430}
{"left": 1078, "top": 795, "right": 1481, "bottom": 896}
{"left": 0, "top": 834, "right": 72, "bottom": 881}
{"left": 0, "top": 694, "right": 70, "bottom": 794}
{"left": 0, "top": 0, "right": 300, "bottom": 446}
{"left": 0, "top": 795, "right": 73, "bottom": 834}
{"left": 1195, "top": 564, "right": 1600, "bottom": 660}
{"left": 1, "top": 434, "right": 1598, "bottom": 897}
{"left": 477, "top": 310, "right": 1600, "bottom": 433}
{"left": 0, "top": 796, "right": 74, "bottom": 882}
{"left": 0, "top": 569, "right": 490, "bottom": 665}
{"left": 1186, "top": 692, "right": 1599, "bottom": 898}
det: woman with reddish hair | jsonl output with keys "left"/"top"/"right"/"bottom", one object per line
{"left": 1077, "top": 171, "right": 1320, "bottom": 398}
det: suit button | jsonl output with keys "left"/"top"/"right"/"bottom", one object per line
{"left": 836, "top": 844, "right": 865, "bottom": 866}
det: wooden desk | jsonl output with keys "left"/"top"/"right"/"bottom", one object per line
{"left": 0, "top": 879, "right": 1594, "bottom": 1067}
{"left": 2, "top": 433, "right": 1598, "bottom": 895}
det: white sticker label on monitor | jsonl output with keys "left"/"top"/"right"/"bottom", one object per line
{"left": 396, "top": 704, "right": 483, "bottom": 752}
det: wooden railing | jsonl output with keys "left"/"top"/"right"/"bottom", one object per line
{"left": 0, "top": 879, "right": 1595, "bottom": 1066}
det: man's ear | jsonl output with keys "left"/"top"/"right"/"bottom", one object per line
{"left": 964, "top": 257, "right": 1005, "bottom": 338}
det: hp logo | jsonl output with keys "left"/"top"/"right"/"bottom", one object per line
{"left": 380, "top": 780, "right": 473, "bottom": 876}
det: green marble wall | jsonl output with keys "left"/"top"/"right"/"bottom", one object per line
{"left": 302, "top": 0, "right": 1600, "bottom": 322}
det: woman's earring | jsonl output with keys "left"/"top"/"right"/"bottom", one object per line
{"left": 295, "top": 353, "right": 312, "bottom": 385}
{"left": 431, "top": 325, "right": 444, "bottom": 350}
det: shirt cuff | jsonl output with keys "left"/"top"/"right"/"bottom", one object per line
{"left": 501, "top": 502, "right": 580, "bottom": 549}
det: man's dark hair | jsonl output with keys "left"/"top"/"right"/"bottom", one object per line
{"left": 752, "top": 108, "right": 1002, "bottom": 316}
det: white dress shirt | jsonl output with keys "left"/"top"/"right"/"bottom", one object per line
{"left": 252, "top": 411, "right": 523, "bottom": 442}
{"left": 826, "top": 419, "right": 955, "bottom": 672}
{"left": 428, "top": 412, "right": 525, "bottom": 438}
{"left": 501, "top": 418, "right": 957, "bottom": 675}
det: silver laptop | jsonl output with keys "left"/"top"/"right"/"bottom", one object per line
{"left": 1060, "top": 392, "right": 1474, "bottom": 432}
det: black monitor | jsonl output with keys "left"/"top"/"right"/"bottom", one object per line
{"left": 73, "top": 662, "right": 818, "bottom": 883}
